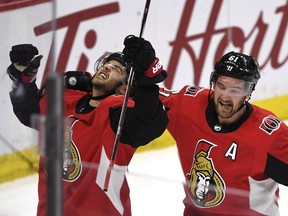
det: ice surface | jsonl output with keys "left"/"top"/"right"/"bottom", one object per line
{"left": 0, "top": 144, "right": 288, "bottom": 216}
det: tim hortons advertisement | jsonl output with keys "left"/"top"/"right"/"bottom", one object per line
{"left": 0, "top": 0, "right": 287, "bottom": 154}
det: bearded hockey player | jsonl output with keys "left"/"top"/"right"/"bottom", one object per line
{"left": 155, "top": 50, "right": 288, "bottom": 216}
{"left": 7, "top": 38, "right": 168, "bottom": 216}
{"left": 124, "top": 38, "right": 288, "bottom": 216}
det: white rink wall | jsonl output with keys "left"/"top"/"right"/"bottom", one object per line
{"left": 0, "top": 0, "right": 288, "bottom": 155}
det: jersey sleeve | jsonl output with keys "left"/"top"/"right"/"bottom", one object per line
{"left": 110, "top": 85, "right": 169, "bottom": 147}
{"left": 9, "top": 82, "right": 41, "bottom": 128}
{"left": 264, "top": 120, "right": 288, "bottom": 186}
{"left": 159, "top": 87, "right": 179, "bottom": 134}
{"left": 159, "top": 85, "right": 203, "bottom": 138}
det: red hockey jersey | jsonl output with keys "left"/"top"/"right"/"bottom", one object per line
{"left": 160, "top": 85, "right": 288, "bottom": 216}
{"left": 37, "top": 89, "right": 136, "bottom": 216}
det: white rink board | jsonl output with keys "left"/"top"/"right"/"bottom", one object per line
{"left": 0, "top": 0, "right": 288, "bottom": 155}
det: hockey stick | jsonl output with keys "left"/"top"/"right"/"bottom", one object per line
{"left": 104, "top": 0, "right": 151, "bottom": 192}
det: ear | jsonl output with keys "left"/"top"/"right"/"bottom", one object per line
{"left": 244, "top": 93, "right": 251, "bottom": 102}
{"left": 115, "top": 84, "right": 127, "bottom": 95}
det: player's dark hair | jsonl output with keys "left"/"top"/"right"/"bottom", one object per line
{"left": 94, "top": 52, "right": 131, "bottom": 77}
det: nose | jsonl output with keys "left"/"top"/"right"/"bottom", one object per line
{"left": 103, "top": 63, "right": 112, "bottom": 72}
{"left": 220, "top": 89, "right": 230, "bottom": 96}
{"left": 219, "top": 91, "right": 231, "bottom": 100}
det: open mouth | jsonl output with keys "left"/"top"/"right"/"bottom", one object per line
{"left": 98, "top": 72, "right": 108, "bottom": 80}
{"left": 219, "top": 101, "right": 232, "bottom": 111}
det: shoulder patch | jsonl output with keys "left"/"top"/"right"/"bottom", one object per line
{"left": 184, "top": 86, "right": 204, "bottom": 97}
{"left": 259, "top": 115, "right": 281, "bottom": 135}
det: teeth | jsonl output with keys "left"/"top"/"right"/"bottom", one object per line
{"left": 220, "top": 101, "right": 230, "bottom": 106}
{"left": 99, "top": 73, "right": 107, "bottom": 79}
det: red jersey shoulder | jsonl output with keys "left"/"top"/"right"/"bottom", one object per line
{"left": 64, "top": 89, "right": 87, "bottom": 113}
{"left": 179, "top": 85, "right": 210, "bottom": 105}
{"left": 160, "top": 85, "right": 209, "bottom": 98}
{"left": 160, "top": 85, "right": 210, "bottom": 112}
{"left": 65, "top": 89, "right": 86, "bottom": 101}
{"left": 98, "top": 94, "right": 134, "bottom": 110}
{"left": 40, "top": 89, "right": 86, "bottom": 114}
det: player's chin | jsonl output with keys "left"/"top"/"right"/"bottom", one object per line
{"left": 93, "top": 77, "right": 107, "bottom": 85}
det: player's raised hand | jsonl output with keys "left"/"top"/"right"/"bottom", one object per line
{"left": 123, "top": 35, "right": 167, "bottom": 85}
{"left": 123, "top": 35, "right": 155, "bottom": 72}
{"left": 7, "top": 44, "right": 43, "bottom": 83}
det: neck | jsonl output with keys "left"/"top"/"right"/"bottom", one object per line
{"left": 89, "top": 89, "right": 115, "bottom": 107}
{"left": 89, "top": 98, "right": 101, "bottom": 107}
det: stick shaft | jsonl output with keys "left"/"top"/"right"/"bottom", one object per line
{"left": 103, "top": 0, "right": 151, "bottom": 192}
{"left": 139, "top": 0, "right": 151, "bottom": 37}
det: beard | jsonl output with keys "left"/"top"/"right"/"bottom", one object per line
{"left": 92, "top": 77, "right": 121, "bottom": 94}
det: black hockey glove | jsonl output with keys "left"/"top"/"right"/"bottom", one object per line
{"left": 123, "top": 35, "right": 167, "bottom": 85}
{"left": 64, "top": 71, "right": 92, "bottom": 92}
{"left": 7, "top": 44, "right": 43, "bottom": 83}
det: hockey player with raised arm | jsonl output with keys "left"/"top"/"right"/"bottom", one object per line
{"left": 7, "top": 36, "right": 168, "bottom": 216}
{"left": 123, "top": 36, "right": 288, "bottom": 216}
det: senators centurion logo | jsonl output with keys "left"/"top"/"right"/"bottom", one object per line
{"left": 46, "top": 116, "right": 82, "bottom": 182}
{"left": 44, "top": 117, "right": 82, "bottom": 182}
{"left": 62, "top": 121, "right": 82, "bottom": 182}
{"left": 186, "top": 139, "right": 225, "bottom": 208}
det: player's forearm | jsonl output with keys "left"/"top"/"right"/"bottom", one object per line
{"left": 9, "top": 82, "right": 41, "bottom": 128}
{"left": 110, "top": 85, "right": 168, "bottom": 147}
{"left": 133, "top": 85, "right": 162, "bottom": 120}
